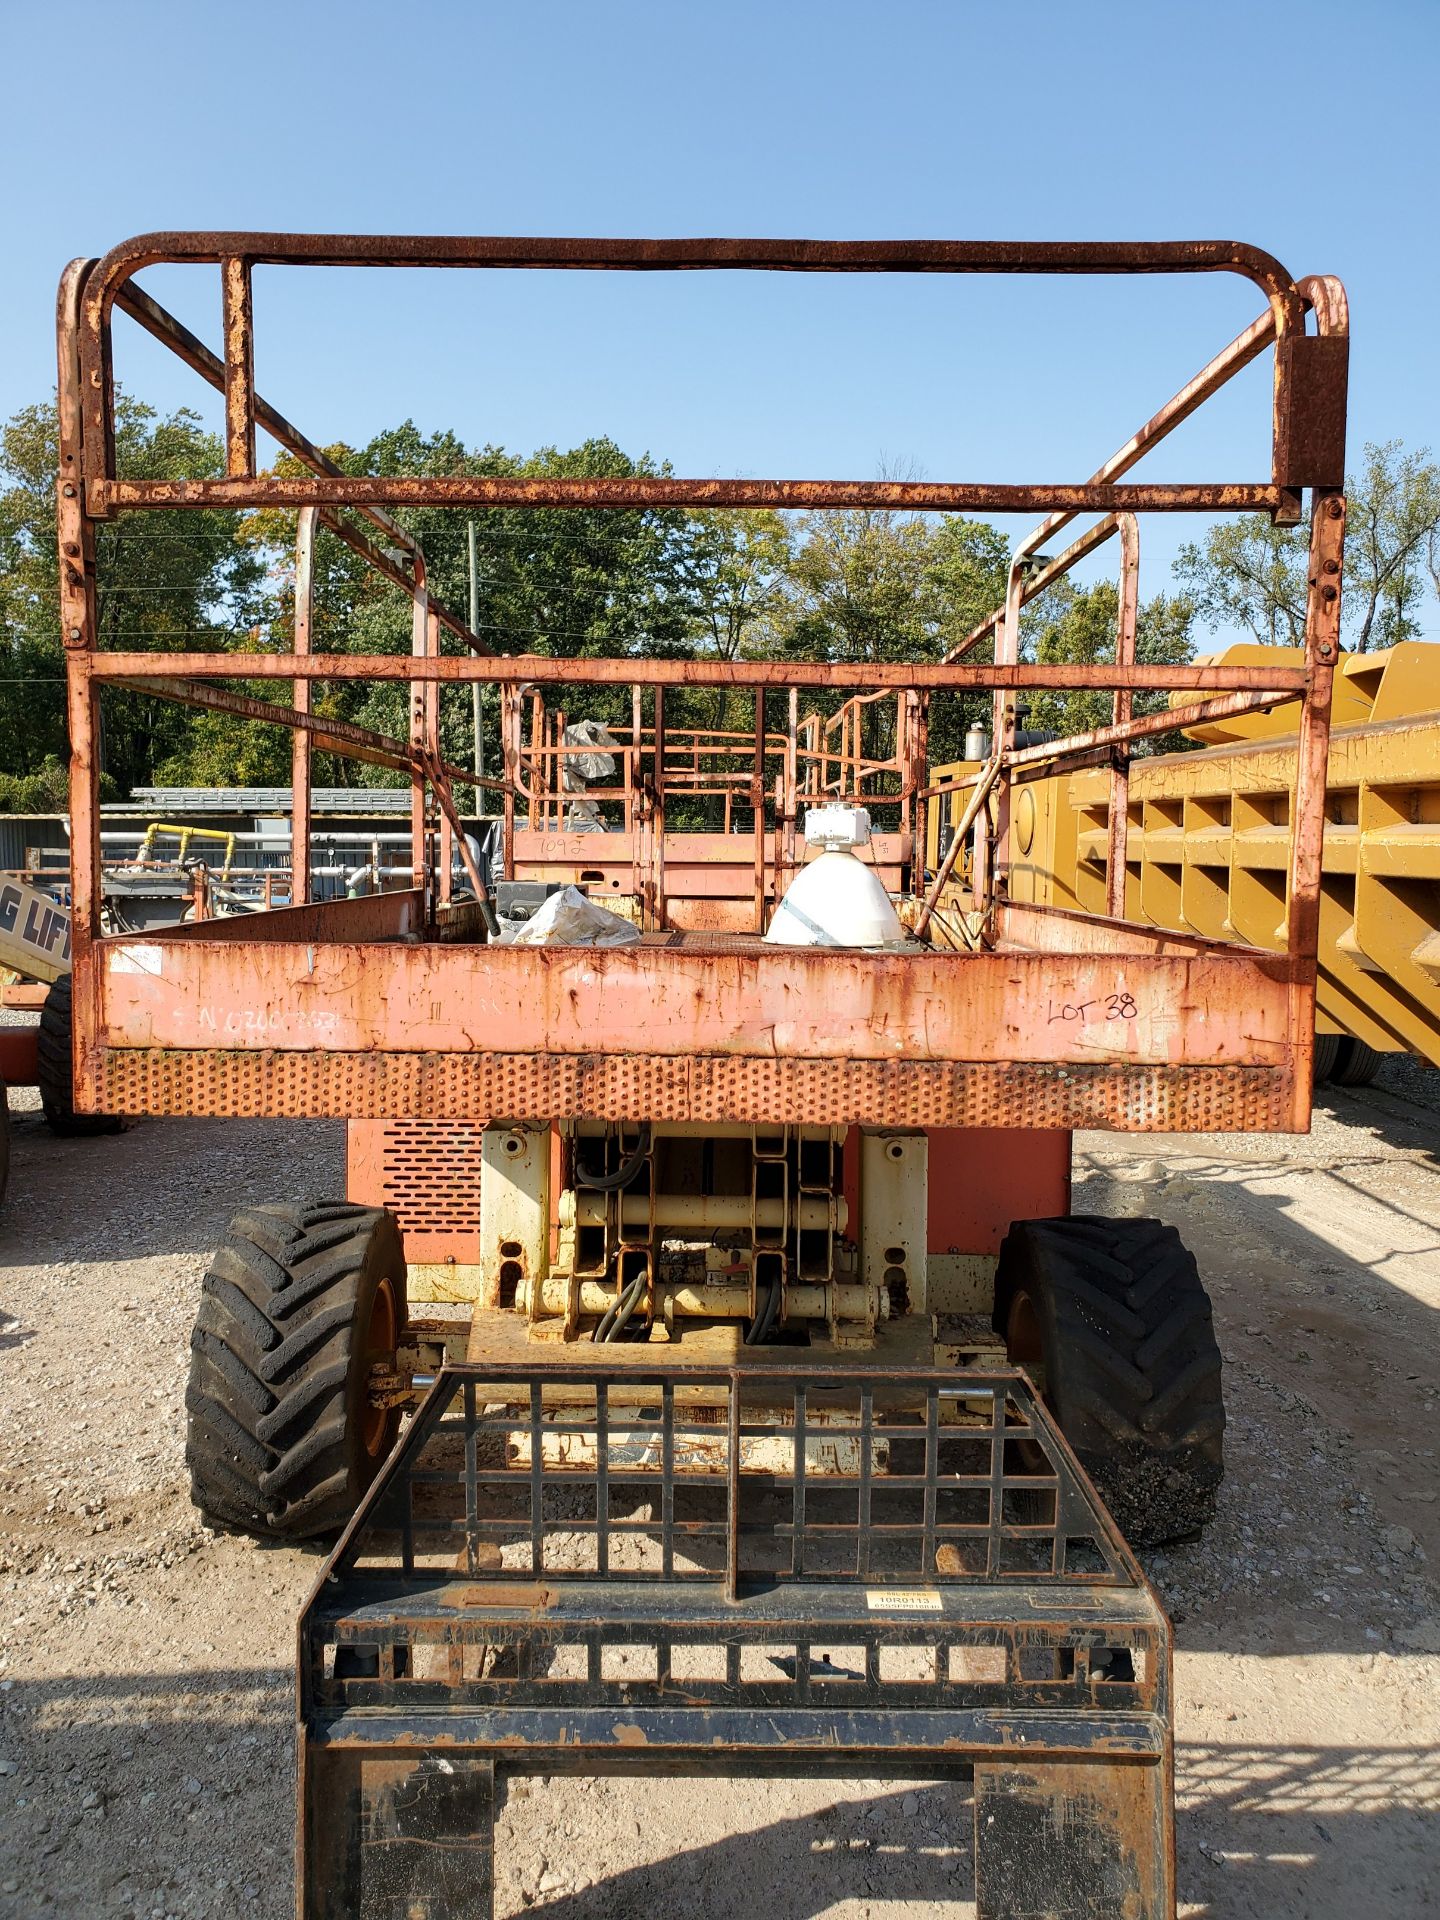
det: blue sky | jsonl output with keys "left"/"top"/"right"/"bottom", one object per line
{"left": 3, "top": 0, "right": 1436, "bottom": 616}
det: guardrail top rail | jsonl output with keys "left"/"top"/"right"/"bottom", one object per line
{"left": 56, "top": 237, "right": 1348, "bottom": 1136}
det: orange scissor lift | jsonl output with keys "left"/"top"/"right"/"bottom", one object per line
{"left": 58, "top": 238, "right": 1347, "bottom": 1919}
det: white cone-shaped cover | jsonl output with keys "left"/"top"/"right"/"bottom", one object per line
{"left": 764, "top": 849, "right": 907, "bottom": 948}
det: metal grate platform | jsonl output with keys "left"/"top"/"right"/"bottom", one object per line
{"left": 300, "top": 1364, "right": 1175, "bottom": 1918}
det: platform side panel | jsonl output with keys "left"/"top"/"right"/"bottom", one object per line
{"left": 90, "top": 937, "right": 1298, "bottom": 1064}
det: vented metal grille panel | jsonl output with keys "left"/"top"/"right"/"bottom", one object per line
{"left": 95, "top": 1046, "right": 1295, "bottom": 1133}
{"left": 377, "top": 1120, "right": 486, "bottom": 1230}
{"left": 348, "top": 1118, "right": 486, "bottom": 1263}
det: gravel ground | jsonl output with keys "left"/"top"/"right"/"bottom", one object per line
{"left": 0, "top": 1061, "right": 1437, "bottom": 1918}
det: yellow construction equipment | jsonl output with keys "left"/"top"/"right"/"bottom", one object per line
{"left": 931, "top": 641, "right": 1440, "bottom": 1074}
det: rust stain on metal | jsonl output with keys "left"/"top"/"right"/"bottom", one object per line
{"left": 81, "top": 651, "right": 1307, "bottom": 692}
{"left": 96, "top": 473, "right": 1290, "bottom": 515}
{"left": 88, "top": 1046, "right": 1295, "bottom": 1134}
{"left": 443, "top": 1582, "right": 557, "bottom": 1612}
{"left": 220, "top": 256, "right": 255, "bottom": 479}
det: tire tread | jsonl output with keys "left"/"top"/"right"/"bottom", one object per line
{"left": 185, "top": 1201, "right": 404, "bottom": 1540}
{"left": 997, "top": 1214, "right": 1224, "bottom": 1546}
{"left": 37, "top": 974, "right": 125, "bottom": 1137}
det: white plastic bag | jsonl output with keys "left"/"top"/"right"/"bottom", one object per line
{"left": 560, "top": 720, "right": 620, "bottom": 788}
{"left": 496, "top": 884, "right": 640, "bottom": 948}
{"left": 565, "top": 799, "right": 609, "bottom": 833}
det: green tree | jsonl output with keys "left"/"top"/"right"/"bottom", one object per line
{"left": 670, "top": 508, "right": 790, "bottom": 743}
{"left": 1024, "top": 581, "right": 1196, "bottom": 751}
{"left": 924, "top": 517, "right": 1013, "bottom": 765}
{"left": 1344, "top": 440, "right": 1440, "bottom": 649}
{"left": 1174, "top": 439, "right": 1440, "bottom": 653}
{"left": 779, "top": 507, "right": 938, "bottom": 666}
{"left": 678, "top": 508, "right": 791, "bottom": 662}
{"left": 776, "top": 507, "right": 1010, "bottom": 767}
{"left": 247, "top": 428, "right": 694, "bottom": 784}
{"left": 0, "top": 393, "right": 269, "bottom": 803}
{"left": 927, "top": 516, "right": 1013, "bottom": 651}
{"left": 476, "top": 438, "right": 690, "bottom": 663}
{"left": 1172, "top": 516, "right": 1307, "bottom": 645}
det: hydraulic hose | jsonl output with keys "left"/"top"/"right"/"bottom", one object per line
{"left": 593, "top": 1268, "right": 647, "bottom": 1343}
{"left": 744, "top": 1274, "right": 783, "bottom": 1346}
{"left": 574, "top": 1125, "right": 651, "bottom": 1193}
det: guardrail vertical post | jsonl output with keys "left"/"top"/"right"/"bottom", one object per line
{"left": 409, "top": 562, "right": 435, "bottom": 913}
{"left": 292, "top": 506, "right": 317, "bottom": 905}
{"left": 1107, "top": 514, "right": 1140, "bottom": 918}
{"left": 753, "top": 690, "right": 767, "bottom": 931}
{"left": 652, "top": 684, "right": 667, "bottom": 930}
{"left": 56, "top": 259, "right": 106, "bottom": 1111}
{"left": 221, "top": 257, "right": 255, "bottom": 479}
{"left": 989, "top": 562, "right": 1025, "bottom": 910}
{"left": 1286, "top": 491, "right": 1344, "bottom": 1119}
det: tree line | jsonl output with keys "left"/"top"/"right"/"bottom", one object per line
{"left": 1, "top": 393, "right": 1437, "bottom": 811}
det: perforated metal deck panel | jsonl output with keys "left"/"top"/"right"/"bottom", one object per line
{"left": 299, "top": 1364, "right": 1174, "bottom": 1919}
{"left": 94, "top": 1047, "right": 1292, "bottom": 1133}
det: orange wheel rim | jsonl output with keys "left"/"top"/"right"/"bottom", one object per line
{"left": 1006, "top": 1288, "right": 1044, "bottom": 1384}
{"left": 361, "top": 1278, "right": 398, "bottom": 1459}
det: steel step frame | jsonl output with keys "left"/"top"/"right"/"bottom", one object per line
{"left": 298, "top": 1363, "right": 1174, "bottom": 1918}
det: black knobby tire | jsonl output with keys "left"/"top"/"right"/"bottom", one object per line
{"left": 37, "top": 973, "right": 126, "bottom": 1137}
{"left": 1329, "top": 1037, "right": 1384, "bottom": 1087}
{"left": 995, "top": 1215, "right": 1224, "bottom": 1547}
{"left": 185, "top": 1202, "right": 407, "bottom": 1540}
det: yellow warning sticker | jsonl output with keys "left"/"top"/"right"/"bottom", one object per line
{"left": 866, "top": 1588, "right": 942, "bottom": 1611}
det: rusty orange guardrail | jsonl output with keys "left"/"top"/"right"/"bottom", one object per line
{"left": 56, "top": 237, "right": 1348, "bottom": 1137}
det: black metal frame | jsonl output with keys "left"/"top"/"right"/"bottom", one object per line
{"left": 299, "top": 1365, "right": 1174, "bottom": 1918}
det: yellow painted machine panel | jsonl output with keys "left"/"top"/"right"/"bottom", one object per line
{"left": 931, "top": 644, "right": 1440, "bottom": 1068}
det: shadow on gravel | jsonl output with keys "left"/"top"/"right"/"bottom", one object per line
{"left": 0, "top": 1113, "right": 346, "bottom": 1262}
{"left": 1175, "top": 1739, "right": 1438, "bottom": 1919}
{"left": 1317, "top": 1068, "right": 1440, "bottom": 1165}
{"left": 498, "top": 1782, "right": 975, "bottom": 1915}
{"left": 0, "top": 1311, "right": 36, "bottom": 1350}
{"left": 1079, "top": 1078, "right": 1440, "bottom": 1659}
{"left": 0, "top": 1665, "right": 293, "bottom": 1919}
{"left": 1131, "top": 1191, "right": 1438, "bottom": 1659}
{"left": 495, "top": 1742, "right": 1437, "bottom": 1920}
